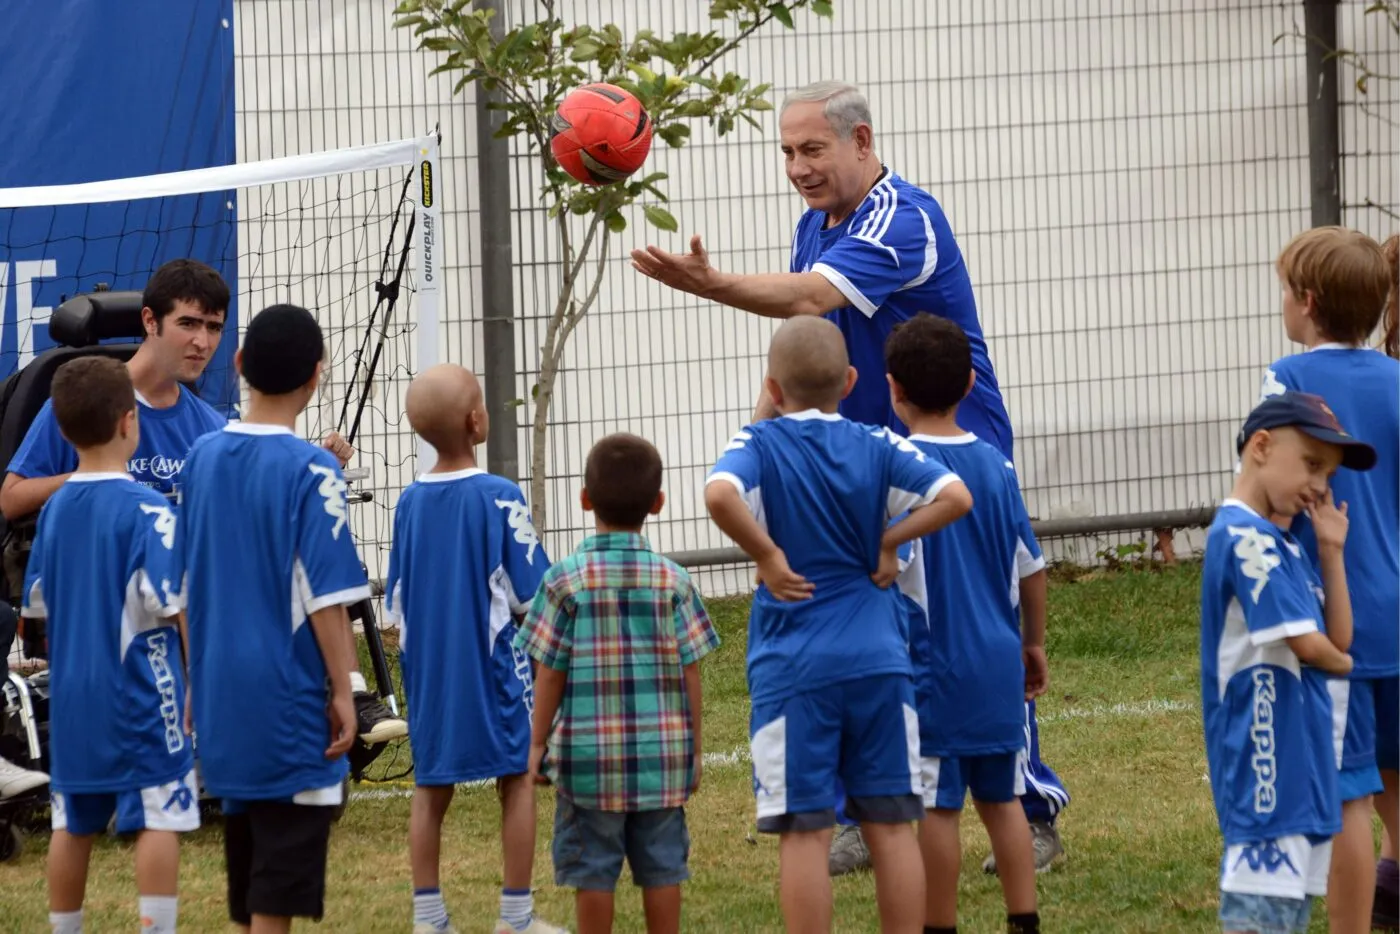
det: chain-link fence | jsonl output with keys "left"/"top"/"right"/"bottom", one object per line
{"left": 232, "top": 0, "right": 1397, "bottom": 595}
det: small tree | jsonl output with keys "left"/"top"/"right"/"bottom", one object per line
{"left": 393, "top": 0, "right": 832, "bottom": 532}
{"left": 1277, "top": 0, "right": 1399, "bottom": 96}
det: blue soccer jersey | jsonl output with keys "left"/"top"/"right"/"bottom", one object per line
{"left": 902, "top": 434, "right": 1045, "bottom": 756}
{"left": 1259, "top": 346, "right": 1399, "bottom": 678}
{"left": 706, "top": 411, "right": 960, "bottom": 703}
{"left": 20, "top": 474, "right": 188, "bottom": 793}
{"left": 1200, "top": 499, "right": 1342, "bottom": 844}
{"left": 790, "top": 167, "right": 1012, "bottom": 455}
{"left": 8, "top": 388, "right": 226, "bottom": 498}
{"left": 178, "top": 424, "right": 370, "bottom": 800}
{"left": 384, "top": 468, "right": 551, "bottom": 785}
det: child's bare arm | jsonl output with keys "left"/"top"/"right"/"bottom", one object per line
{"left": 307, "top": 603, "right": 356, "bottom": 758}
{"left": 684, "top": 661, "right": 703, "bottom": 794}
{"left": 1308, "top": 492, "right": 1352, "bottom": 653}
{"left": 529, "top": 665, "right": 567, "bottom": 784}
{"left": 705, "top": 481, "right": 813, "bottom": 601}
{"left": 1019, "top": 568, "right": 1050, "bottom": 698}
{"left": 880, "top": 480, "right": 973, "bottom": 552}
{"left": 1286, "top": 631, "right": 1353, "bottom": 676}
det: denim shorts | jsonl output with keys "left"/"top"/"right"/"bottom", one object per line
{"left": 1219, "top": 891, "right": 1314, "bottom": 934}
{"left": 551, "top": 793, "right": 690, "bottom": 891}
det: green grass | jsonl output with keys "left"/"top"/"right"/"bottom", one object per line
{"left": 0, "top": 561, "right": 1338, "bottom": 931}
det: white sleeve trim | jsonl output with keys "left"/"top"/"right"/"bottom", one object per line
{"left": 811, "top": 262, "right": 878, "bottom": 317}
{"left": 1249, "top": 619, "right": 1319, "bottom": 646}
{"left": 305, "top": 584, "right": 373, "bottom": 615}
{"left": 706, "top": 471, "right": 749, "bottom": 495}
{"left": 21, "top": 579, "right": 45, "bottom": 618}
{"left": 925, "top": 473, "right": 962, "bottom": 505}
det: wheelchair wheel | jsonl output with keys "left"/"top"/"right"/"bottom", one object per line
{"left": 0, "top": 821, "right": 22, "bottom": 863}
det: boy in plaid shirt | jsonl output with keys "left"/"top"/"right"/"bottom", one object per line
{"left": 515, "top": 433, "right": 720, "bottom": 934}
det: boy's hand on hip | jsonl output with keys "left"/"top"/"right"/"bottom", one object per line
{"left": 325, "top": 690, "right": 355, "bottom": 758}
{"left": 529, "top": 743, "right": 551, "bottom": 786}
{"left": 690, "top": 752, "right": 703, "bottom": 796}
{"left": 756, "top": 549, "right": 814, "bottom": 602}
{"left": 870, "top": 544, "right": 900, "bottom": 589}
{"left": 1023, "top": 646, "right": 1049, "bottom": 700}
{"left": 1307, "top": 489, "right": 1349, "bottom": 553}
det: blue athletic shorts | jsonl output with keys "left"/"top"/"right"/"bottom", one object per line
{"left": 921, "top": 749, "right": 1027, "bottom": 810}
{"left": 749, "top": 674, "right": 922, "bottom": 833}
{"left": 1339, "top": 676, "right": 1400, "bottom": 797}
{"left": 51, "top": 768, "right": 200, "bottom": 836}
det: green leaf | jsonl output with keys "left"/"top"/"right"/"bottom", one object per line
{"left": 571, "top": 37, "right": 603, "bottom": 61}
{"left": 656, "top": 123, "right": 691, "bottom": 148}
{"left": 674, "top": 99, "right": 712, "bottom": 118}
{"left": 746, "top": 97, "right": 774, "bottom": 111}
{"left": 812, "top": 0, "right": 834, "bottom": 16}
{"left": 604, "top": 211, "right": 628, "bottom": 233}
{"left": 768, "top": 3, "right": 795, "bottom": 28}
{"left": 393, "top": 0, "right": 423, "bottom": 13}
{"left": 643, "top": 205, "right": 679, "bottom": 232}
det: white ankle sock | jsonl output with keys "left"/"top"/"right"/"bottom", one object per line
{"left": 49, "top": 909, "right": 82, "bottom": 934}
{"left": 349, "top": 671, "right": 368, "bottom": 694}
{"left": 139, "top": 895, "right": 177, "bottom": 933}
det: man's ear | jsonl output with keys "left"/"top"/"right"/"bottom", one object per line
{"left": 840, "top": 366, "right": 858, "bottom": 401}
{"left": 233, "top": 348, "right": 244, "bottom": 376}
{"left": 1303, "top": 290, "right": 1319, "bottom": 319}
{"left": 580, "top": 488, "right": 593, "bottom": 513}
{"left": 141, "top": 307, "right": 159, "bottom": 339}
{"left": 650, "top": 490, "right": 666, "bottom": 516}
{"left": 121, "top": 408, "right": 138, "bottom": 439}
{"left": 853, "top": 123, "right": 874, "bottom": 157}
{"left": 965, "top": 369, "right": 977, "bottom": 399}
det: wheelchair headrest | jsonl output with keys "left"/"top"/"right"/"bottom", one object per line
{"left": 48, "top": 290, "right": 145, "bottom": 347}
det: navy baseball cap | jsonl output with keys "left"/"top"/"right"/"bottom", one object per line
{"left": 1236, "top": 391, "right": 1377, "bottom": 471}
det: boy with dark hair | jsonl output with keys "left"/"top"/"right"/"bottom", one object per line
{"left": 1204, "top": 390, "right": 1371, "bottom": 934}
{"left": 386, "top": 363, "right": 565, "bottom": 934}
{"left": 884, "top": 313, "right": 1047, "bottom": 934}
{"left": 704, "top": 316, "right": 973, "bottom": 934}
{"left": 22, "top": 356, "right": 193, "bottom": 934}
{"left": 516, "top": 432, "right": 720, "bottom": 934}
{"left": 1257, "top": 226, "right": 1399, "bottom": 933}
{"left": 178, "top": 303, "right": 368, "bottom": 933}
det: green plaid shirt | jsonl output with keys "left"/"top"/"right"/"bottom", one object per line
{"left": 514, "top": 532, "right": 720, "bottom": 812}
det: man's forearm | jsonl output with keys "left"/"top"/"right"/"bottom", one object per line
{"left": 705, "top": 270, "right": 846, "bottom": 319}
{"left": 0, "top": 473, "right": 70, "bottom": 521}
{"left": 307, "top": 605, "right": 355, "bottom": 698}
{"left": 751, "top": 386, "right": 778, "bottom": 423}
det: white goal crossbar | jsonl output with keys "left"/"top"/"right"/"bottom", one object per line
{"left": 0, "top": 133, "right": 444, "bottom": 470}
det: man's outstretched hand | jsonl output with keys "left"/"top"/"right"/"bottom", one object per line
{"left": 321, "top": 431, "right": 354, "bottom": 468}
{"left": 631, "top": 234, "right": 717, "bottom": 298}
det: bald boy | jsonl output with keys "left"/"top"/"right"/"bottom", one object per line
{"left": 705, "top": 317, "right": 972, "bottom": 933}
{"left": 387, "top": 363, "right": 564, "bottom": 934}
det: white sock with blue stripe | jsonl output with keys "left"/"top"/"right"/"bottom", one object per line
{"left": 500, "top": 888, "right": 533, "bottom": 931}
{"left": 413, "top": 888, "right": 449, "bottom": 930}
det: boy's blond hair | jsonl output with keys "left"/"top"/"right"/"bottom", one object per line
{"left": 1380, "top": 233, "right": 1398, "bottom": 359}
{"left": 1276, "top": 226, "right": 1392, "bottom": 345}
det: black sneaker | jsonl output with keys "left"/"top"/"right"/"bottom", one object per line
{"left": 354, "top": 692, "right": 407, "bottom": 744}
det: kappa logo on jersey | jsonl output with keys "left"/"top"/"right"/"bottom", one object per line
{"left": 308, "top": 463, "right": 349, "bottom": 540}
{"left": 1231, "top": 839, "right": 1300, "bottom": 876}
{"left": 1227, "top": 524, "right": 1282, "bottom": 604}
{"left": 140, "top": 502, "right": 177, "bottom": 550}
{"left": 871, "top": 426, "right": 926, "bottom": 461}
{"left": 1249, "top": 669, "right": 1278, "bottom": 814}
{"left": 495, "top": 497, "right": 539, "bottom": 565}
{"left": 724, "top": 429, "right": 752, "bottom": 453}
{"left": 147, "top": 631, "right": 185, "bottom": 755}
{"left": 1259, "top": 368, "right": 1287, "bottom": 402}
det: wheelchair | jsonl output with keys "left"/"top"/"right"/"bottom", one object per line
{"left": 0, "top": 290, "right": 406, "bottom": 861}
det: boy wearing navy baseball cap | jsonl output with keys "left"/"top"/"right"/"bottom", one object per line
{"left": 1201, "top": 390, "right": 1375, "bottom": 934}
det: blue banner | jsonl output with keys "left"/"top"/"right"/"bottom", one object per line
{"left": 0, "top": 0, "right": 238, "bottom": 411}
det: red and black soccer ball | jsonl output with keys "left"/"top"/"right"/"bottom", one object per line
{"left": 549, "top": 83, "right": 653, "bottom": 186}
